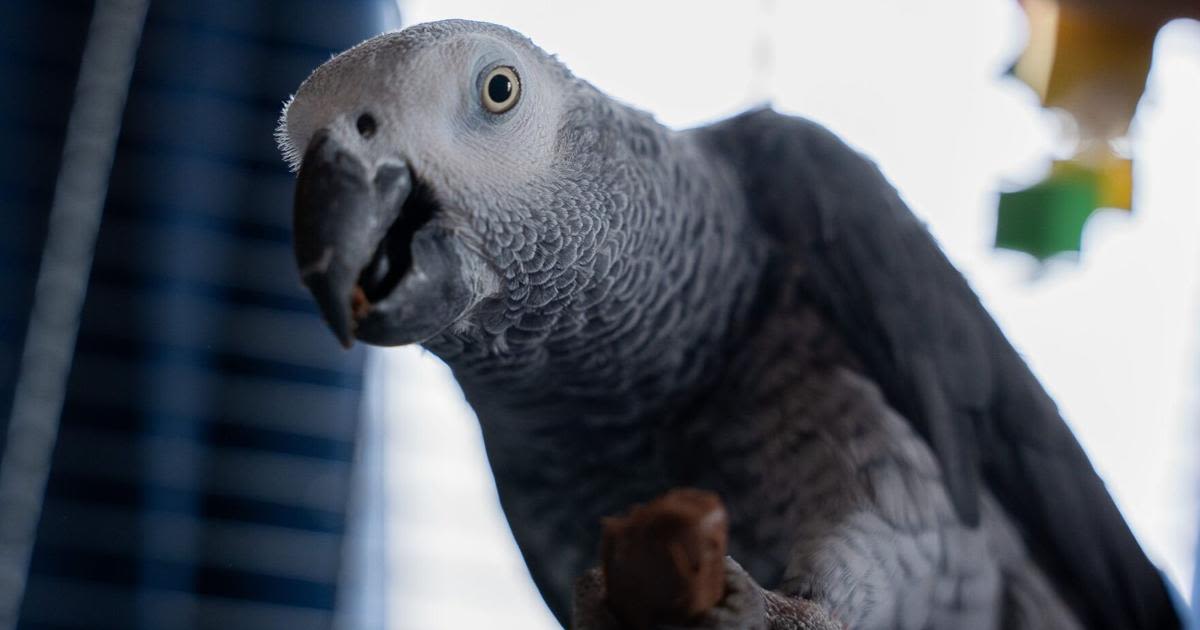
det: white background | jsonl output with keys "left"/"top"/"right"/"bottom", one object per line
{"left": 371, "top": 2, "right": 1200, "bottom": 627}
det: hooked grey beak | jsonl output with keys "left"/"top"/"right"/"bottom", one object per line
{"left": 293, "top": 129, "right": 411, "bottom": 347}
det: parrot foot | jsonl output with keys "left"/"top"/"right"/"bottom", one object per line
{"left": 571, "top": 488, "right": 842, "bottom": 630}
{"left": 691, "top": 559, "right": 843, "bottom": 630}
{"left": 670, "top": 556, "right": 770, "bottom": 630}
{"left": 573, "top": 558, "right": 842, "bottom": 630}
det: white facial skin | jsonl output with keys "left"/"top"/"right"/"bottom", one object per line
{"left": 279, "top": 23, "right": 568, "bottom": 230}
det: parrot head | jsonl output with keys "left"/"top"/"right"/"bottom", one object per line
{"left": 277, "top": 20, "right": 584, "bottom": 348}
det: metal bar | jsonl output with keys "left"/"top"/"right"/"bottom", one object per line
{"left": 0, "top": 1, "right": 149, "bottom": 626}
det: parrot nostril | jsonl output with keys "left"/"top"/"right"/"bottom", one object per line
{"left": 356, "top": 113, "right": 377, "bottom": 139}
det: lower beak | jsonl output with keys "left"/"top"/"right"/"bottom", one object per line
{"left": 292, "top": 130, "right": 411, "bottom": 347}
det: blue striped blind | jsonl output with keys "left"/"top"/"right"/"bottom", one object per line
{"left": 1, "top": 2, "right": 400, "bottom": 628}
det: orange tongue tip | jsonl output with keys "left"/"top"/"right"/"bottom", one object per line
{"left": 343, "top": 285, "right": 375, "bottom": 349}
{"left": 351, "top": 285, "right": 373, "bottom": 318}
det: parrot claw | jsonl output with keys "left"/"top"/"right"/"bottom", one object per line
{"left": 666, "top": 557, "right": 769, "bottom": 630}
{"left": 663, "top": 558, "right": 844, "bottom": 630}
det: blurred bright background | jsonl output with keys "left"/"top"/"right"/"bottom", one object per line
{"left": 374, "top": 0, "right": 1200, "bottom": 628}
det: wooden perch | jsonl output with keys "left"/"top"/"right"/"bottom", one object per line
{"left": 600, "top": 488, "right": 730, "bottom": 630}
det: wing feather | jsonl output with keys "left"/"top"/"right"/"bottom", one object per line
{"left": 697, "top": 109, "right": 1178, "bottom": 630}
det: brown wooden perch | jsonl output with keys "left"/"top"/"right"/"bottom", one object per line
{"left": 600, "top": 488, "right": 730, "bottom": 630}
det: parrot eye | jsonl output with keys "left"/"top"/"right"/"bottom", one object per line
{"left": 482, "top": 66, "right": 520, "bottom": 114}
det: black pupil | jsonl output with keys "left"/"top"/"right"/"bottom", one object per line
{"left": 487, "top": 74, "right": 512, "bottom": 104}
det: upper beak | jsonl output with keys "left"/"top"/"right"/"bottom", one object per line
{"left": 293, "top": 129, "right": 411, "bottom": 347}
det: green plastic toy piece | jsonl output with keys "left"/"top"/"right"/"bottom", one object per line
{"left": 995, "top": 166, "right": 1099, "bottom": 262}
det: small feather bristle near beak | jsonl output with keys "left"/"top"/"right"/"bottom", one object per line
{"left": 275, "top": 94, "right": 302, "bottom": 172}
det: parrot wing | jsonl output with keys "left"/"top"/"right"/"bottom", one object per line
{"left": 696, "top": 108, "right": 1178, "bottom": 630}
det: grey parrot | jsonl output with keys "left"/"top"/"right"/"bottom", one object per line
{"left": 276, "top": 19, "right": 1179, "bottom": 630}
